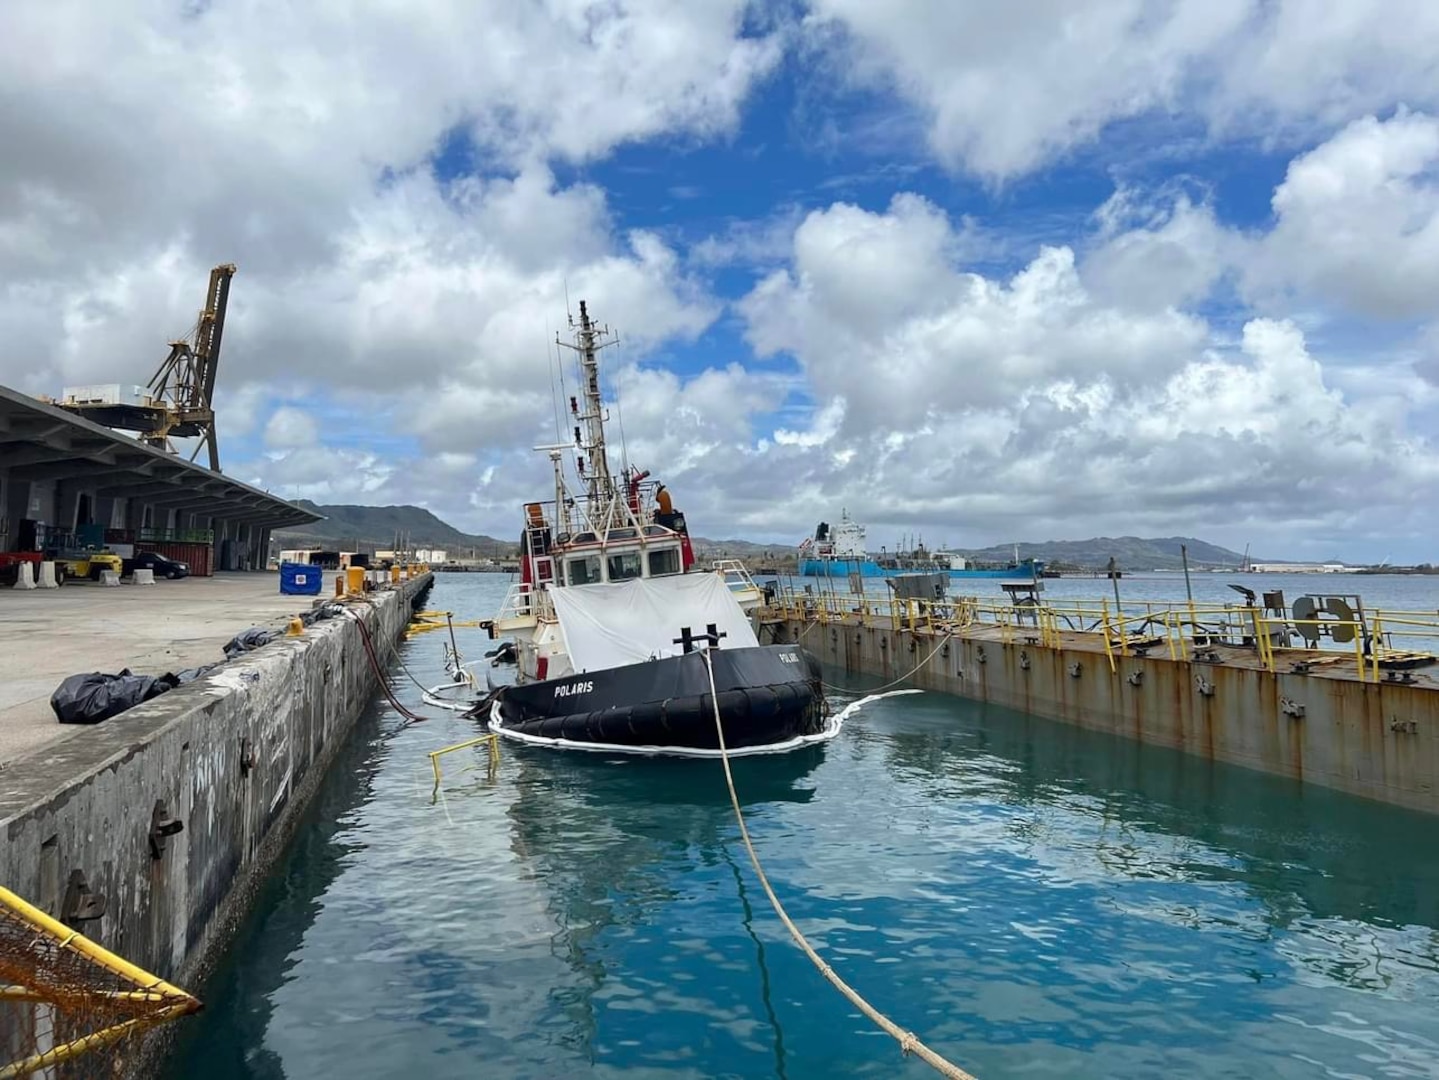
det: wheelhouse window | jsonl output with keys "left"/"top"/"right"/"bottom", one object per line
{"left": 607, "top": 551, "right": 643, "bottom": 581}
{"left": 647, "top": 547, "right": 682, "bottom": 577}
{"left": 567, "top": 555, "right": 602, "bottom": 585}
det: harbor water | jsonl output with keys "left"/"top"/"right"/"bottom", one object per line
{"left": 165, "top": 574, "right": 1439, "bottom": 1079}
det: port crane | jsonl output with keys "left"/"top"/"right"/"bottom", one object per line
{"left": 55, "top": 263, "right": 235, "bottom": 472}
{"left": 146, "top": 262, "right": 234, "bottom": 470}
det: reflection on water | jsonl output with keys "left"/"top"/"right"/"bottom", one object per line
{"left": 165, "top": 577, "right": 1439, "bottom": 1080}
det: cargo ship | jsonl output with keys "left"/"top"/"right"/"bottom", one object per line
{"left": 798, "top": 511, "right": 1043, "bottom": 579}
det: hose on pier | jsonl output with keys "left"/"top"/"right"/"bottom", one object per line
{"left": 346, "top": 607, "right": 433, "bottom": 732}
{"left": 700, "top": 650, "right": 979, "bottom": 1080}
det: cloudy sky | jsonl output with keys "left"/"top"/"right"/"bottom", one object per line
{"left": 4, "top": 1, "right": 1439, "bottom": 562}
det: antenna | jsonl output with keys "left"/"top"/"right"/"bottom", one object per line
{"left": 547, "top": 328, "right": 563, "bottom": 445}
{"left": 555, "top": 299, "right": 619, "bottom": 511}
{"left": 555, "top": 333, "right": 570, "bottom": 466}
{"left": 612, "top": 337, "right": 630, "bottom": 476}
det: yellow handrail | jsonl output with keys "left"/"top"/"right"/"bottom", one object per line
{"left": 757, "top": 589, "right": 1439, "bottom": 680}
{"left": 0, "top": 885, "right": 202, "bottom": 1079}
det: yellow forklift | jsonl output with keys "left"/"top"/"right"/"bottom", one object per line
{"left": 43, "top": 525, "right": 124, "bottom": 584}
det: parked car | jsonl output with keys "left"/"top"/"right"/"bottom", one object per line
{"left": 123, "top": 551, "right": 191, "bottom": 579}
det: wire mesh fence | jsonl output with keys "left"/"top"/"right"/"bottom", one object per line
{"left": 0, "top": 887, "right": 200, "bottom": 1079}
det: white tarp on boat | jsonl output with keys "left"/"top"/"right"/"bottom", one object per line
{"left": 549, "top": 572, "right": 761, "bottom": 673}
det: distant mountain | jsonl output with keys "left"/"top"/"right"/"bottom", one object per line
{"left": 690, "top": 536, "right": 789, "bottom": 559}
{"left": 275, "top": 504, "right": 1256, "bottom": 572}
{"left": 274, "top": 501, "right": 512, "bottom": 554}
{"left": 958, "top": 536, "right": 1253, "bottom": 571}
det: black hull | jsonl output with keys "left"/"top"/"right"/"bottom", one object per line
{"left": 490, "top": 645, "right": 828, "bottom": 754}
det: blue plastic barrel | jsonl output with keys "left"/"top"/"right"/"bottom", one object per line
{"left": 279, "top": 561, "right": 322, "bottom": 595}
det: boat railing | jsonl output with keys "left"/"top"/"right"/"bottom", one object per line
{"left": 759, "top": 590, "right": 1439, "bottom": 683}
{"left": 496, "top": 581, "right": 554, "bottom": 624}
{"left": 714, "top": 558, "right": 764, "bottom": 610}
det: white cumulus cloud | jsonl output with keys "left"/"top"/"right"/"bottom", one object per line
{"left": 803, "top": 0, "right": 1439, "bottom": 179}
{"left": 1245, "top": 110, "right": 1439, "bottom": 320}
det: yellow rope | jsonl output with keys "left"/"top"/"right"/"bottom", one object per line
{"left": 699, "top": 650, "right": 979, "bottom": 1080}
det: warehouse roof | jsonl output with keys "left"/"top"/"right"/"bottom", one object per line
{"left": 0, "top": 384, "right": 321, "bottom": 529}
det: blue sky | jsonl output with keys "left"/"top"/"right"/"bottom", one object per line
{"left": 4, "top": 1, "right": 1439, "bottom": 561}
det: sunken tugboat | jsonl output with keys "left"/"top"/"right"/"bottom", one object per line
{"left": 487, "top": 301, "right": 831, "bottom": 756}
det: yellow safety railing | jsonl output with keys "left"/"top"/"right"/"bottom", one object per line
{"left": 428, "top": 734, "right": 501, "bottom": 797}
{"left": 760, "top": 589, "right": 1439, "bottom": 682}
{"left": 406, "top": 609, "right": 491, "bottom": 639}
{"left": 0, "top": 886, "right": 201, "bottom": 1078}
{"left": 1256, "top": 616, "right": 1368, "bottom": 679}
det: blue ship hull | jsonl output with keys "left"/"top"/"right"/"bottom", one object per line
{"left": 799, "top": 558, "right": 1043, "bottom": 579}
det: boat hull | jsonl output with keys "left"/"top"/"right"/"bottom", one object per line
{"left": 489, "top": 644, "right": 830, "bottom": 756}
{"left": 798, "top": 557, "right": 1043, "bottom": 579}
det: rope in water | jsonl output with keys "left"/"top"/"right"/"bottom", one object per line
{"left": 699, "top": 649, "right": 979, "bottom": 1080}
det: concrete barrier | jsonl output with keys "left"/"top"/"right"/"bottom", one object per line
{"left": 0, "top": 574, "right": 434, "bottom": 1075}
{"left": 132, "top": 568, "right": 156, "bottom": 585}
{"left": 100, "top": 570, "right": 120, "bottom": 586}
{"left": 37, "top": 561, "right": 58, "bottom": 588}
{"left": 12, "top": 562, "right": 36, "bottom": 589}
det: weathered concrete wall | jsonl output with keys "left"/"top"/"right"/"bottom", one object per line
{"left": 784, "top": 620, "right": 1438, "bottom": 814}
{"left": 0, "top": 575, "right": 433, "bottom": 1048}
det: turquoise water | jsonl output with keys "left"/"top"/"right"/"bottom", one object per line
{"left": 165, "top": 576, "right": 1439, "bottom": 1079}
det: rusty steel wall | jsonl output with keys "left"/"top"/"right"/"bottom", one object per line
{"left": 784, "top": 620, "right": 1438, "bottom": 815}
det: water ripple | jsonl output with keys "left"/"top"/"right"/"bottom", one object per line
{"left": 167, "top": 577, "right": 1439, "bottom": 1080}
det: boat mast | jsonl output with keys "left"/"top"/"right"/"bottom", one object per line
{"left": 558, "top": 300, "right": 617, "bottom": 515}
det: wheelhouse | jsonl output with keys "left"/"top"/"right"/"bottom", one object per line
{"left": 519, "top": 476, "right": 695, "bottom": 595}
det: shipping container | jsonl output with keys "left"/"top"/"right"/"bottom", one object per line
{"left": 136, "top": 540, "right": 213, "bottom": 577}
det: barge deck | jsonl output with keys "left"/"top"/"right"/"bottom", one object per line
{"left": 761, "top": 590, "right": 1439, "bottom": 813}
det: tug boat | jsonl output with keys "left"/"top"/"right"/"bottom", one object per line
{"left": 486, "top": 301, "right": 832, "bottom": 757}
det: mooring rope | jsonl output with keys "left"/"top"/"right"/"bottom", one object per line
{"left": 819, "top": 629, "right": 954, "bottom": 695}
{"left": 699, "top": 650, "right": 979, "bottom": 1080}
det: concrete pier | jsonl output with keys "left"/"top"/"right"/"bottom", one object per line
{"left": 0, "top": 572, "right": 433, "bottom": 1069}
{"left": 0, "top": 573, "right": 356, "bottom": 766}
{"left": 768, "top": 601, "right": 1439, "bottom": 814}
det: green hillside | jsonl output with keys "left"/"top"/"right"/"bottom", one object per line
{"left": 274, "top": 501, "right": 512, "bottom": 554}
{"left": 959, "top": 535, "right": 1252, "bottom": 570}
{"left": 274, "top": 503, "right": 1255, "bottom": 571}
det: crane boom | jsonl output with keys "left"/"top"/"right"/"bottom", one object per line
{"left": 145, "top": 263, "right": 235, "bottom": 470}
{"left": 196, "top": 264, "right": 233, "bottom": 408}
